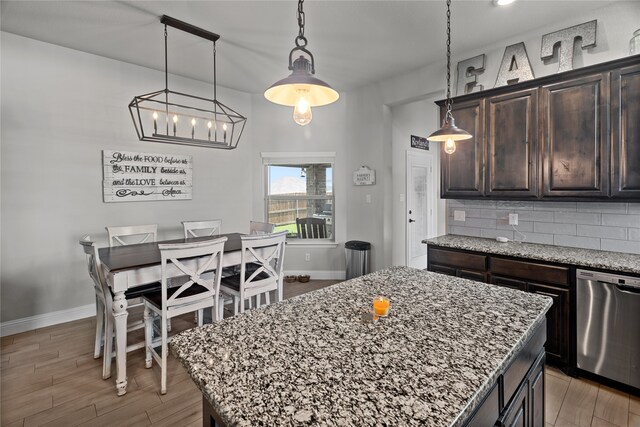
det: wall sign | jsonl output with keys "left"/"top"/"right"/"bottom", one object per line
{"left": 456, "top": 20, "right": 598, "bottom": 94}
{"left": 353, "top": 166, "right": 375, "bottom": 186}
{"left": 103, "top": 150, "right": 192, "bottom": 202}
{"left": 410, "top": 135, "right": 429, "bottom": 150}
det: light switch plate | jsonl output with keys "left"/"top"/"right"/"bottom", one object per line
{"left": 509, "top": 213, "right": 519, "bottom": 225}
{"left": 454, "top": 210, "right": 465, "bottom": 222}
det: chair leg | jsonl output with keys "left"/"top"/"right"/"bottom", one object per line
{"left": 167, "top": 318, "right": 172, "bottom": 332}
{"left": 144, "top": 306, "right": 153, "bottom": 369}
{"left": 94, "top": 298, "right": 104, "bottom": 359}
{"left": 160, "top": 314, "right": 168, "bottom": 395}
{"left": 233, "top": 297, "right": 239, "bottom": 316}
{"left": 265, "top": 292, "right": 270, "bottom": 306}
{"left": 102, "top": 311, "right": 114, "bottom": 380}
{"left": 197, "top": 309, "right": 204, "bottom": 327}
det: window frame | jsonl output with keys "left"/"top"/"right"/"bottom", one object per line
{"left": 262, "top": 152, "right": 336, "bottom": 244}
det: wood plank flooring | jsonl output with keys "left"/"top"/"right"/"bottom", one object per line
{"left": 2, "top": 279, "right": 637, "bottom": 426}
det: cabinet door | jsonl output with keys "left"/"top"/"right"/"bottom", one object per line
{"left": 527, "top": 283, "right": 569, "bottom": 367}
{"left": 490, "top": 275, "right": 527, "bottom": 292}
{"left": 487, "top": 89, "right": 538, "bottom": 198}
{"left": 440, "top": 98, "right": 485, "bottom": 198}
{"left": 458, "top": 269, "right": 487, "bottom": 283}
{"left": 529, "top": 352, "right": 545, "bottom": 427}
{"left": 611, "top": 64, "right": 640, "bottom": 198}
{"left": 541, "top": 73, "right": 609, "bottom": 197}
{"left": 501, "top": 380, "right": 529, "bottom": 427}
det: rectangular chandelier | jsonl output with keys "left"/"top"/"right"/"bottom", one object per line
{"left": 129, "top": 16, "right": 246, "bottom": 149}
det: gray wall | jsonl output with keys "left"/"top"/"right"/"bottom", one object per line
{"left": 1, "top": 33, "right": 253, "bottom": 322}
{"left": 447, "top": 200, "right": 640, "bottom": 254}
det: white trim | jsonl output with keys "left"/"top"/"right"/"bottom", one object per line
{"left": 261, "top": 151, "right": 336, "bottom": 159}
{"left": 284, "top": 270, "right": 346, "bottom": 280}
{"left": 286, "top": 241, "right": 339, "bottom": 248}
{"left": 0, "top": 303, "right": 96, "bottom": 337}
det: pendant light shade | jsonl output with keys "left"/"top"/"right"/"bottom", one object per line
{"left": 427, "top": 0, "right": 471, "bottom": 154}
{"left": 264, "top": 0, "right": 338, "bottom": 126}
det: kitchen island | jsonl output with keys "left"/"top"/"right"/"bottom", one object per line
{"left": 171, "top": 266, "right": 552, "bottom": 426}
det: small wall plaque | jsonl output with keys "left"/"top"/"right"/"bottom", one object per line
{"left": 410, "top": 135, "right": 429, "bottom": 150}
{"left": 353, "top": 166, "right": 375, "bottom": 186}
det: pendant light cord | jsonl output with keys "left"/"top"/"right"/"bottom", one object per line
{"left": 445, "top": 0, "right": 453, "bottom": 124}
{"left": 213, "top": 42, "right": 217, "bottom": 101}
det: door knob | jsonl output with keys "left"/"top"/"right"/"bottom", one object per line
{"left": 408, "top": 219, "right": 416, "bottom": 223}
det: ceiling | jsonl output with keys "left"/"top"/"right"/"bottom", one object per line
{"left": 0, "top": 0, "right": 615, "bottom": 94}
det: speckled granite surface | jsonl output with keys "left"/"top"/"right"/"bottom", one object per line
{"left": 424, "top": 235, "right": 640, "bottom": 275}
{"left": 171, "top": 266, "right": 552, "bottom": 427}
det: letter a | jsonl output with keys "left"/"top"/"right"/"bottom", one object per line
{"left": 495, "top": 42, "right": 535, "bottom": 88}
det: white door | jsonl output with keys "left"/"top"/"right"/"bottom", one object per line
{"left": 406, "top": 151, "right": 435, "bottom": 269}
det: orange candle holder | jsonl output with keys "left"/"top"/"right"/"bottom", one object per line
{"left": 373, "top": 296, "right": 390, "bottom": 317}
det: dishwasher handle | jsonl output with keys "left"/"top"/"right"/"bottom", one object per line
{"left": 615, "top": 283, "right": 640, "bottom": 294}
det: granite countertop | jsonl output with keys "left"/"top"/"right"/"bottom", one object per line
{"left": 171, "top": 266, "right": 552, "bottom": 427}
{"left": 424, "top": 235, "right": 640, "bottom": 275}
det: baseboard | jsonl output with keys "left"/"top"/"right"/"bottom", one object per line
{"left": 284, "top": 270, "right": 346, "bottom": 280}
{"left": 1, "top": 303, "right": 96, "bottom": 337}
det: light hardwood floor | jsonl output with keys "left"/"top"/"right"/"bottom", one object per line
{"left": 1, "top": 279, "right": 638, "bottom": 426}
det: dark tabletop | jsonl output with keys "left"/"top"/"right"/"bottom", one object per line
{"left": 99, "top": 232, "right": 243, "bottom": 273}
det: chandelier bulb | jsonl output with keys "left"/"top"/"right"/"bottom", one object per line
{"left": 152, "top": 111, "right": 158, "bottom": 120}
{"left": 444, "top": 138, "right": 457, "bottom": 154}
{"left": 173, "top": 115, "right": 178, "bottom": 123}
{"left": 207, "top": 121, "right": 212, "bottom": 129}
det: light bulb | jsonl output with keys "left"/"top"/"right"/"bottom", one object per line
{"left": 293, "top": 96, "right": 312, "bottom": 126}
{"left": 191, "top": 118, "right": 196, "bottom": 126}
{"left": 173, "top": 115, "right": 178, "bottom": 123}
{"left": 222, "top": 123, "right": 228, "bottom": 131}
{"left": 152, "top": 111, "right": 158, "bottom": 120}
{"left": 444, "top": 138, "right": 456, "bottom": 154}
{"left": 207, "top": 121, "right": 212, "bottom": 129}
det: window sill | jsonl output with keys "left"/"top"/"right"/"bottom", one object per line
{"left": 286, "top": 240, "right": 339, "bottom": 248}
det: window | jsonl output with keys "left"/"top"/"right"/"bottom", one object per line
{"left": 263, "top": 153, "right": 334, "bottom": 241}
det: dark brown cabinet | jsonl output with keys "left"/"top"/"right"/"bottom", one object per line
{"left": 486, "top": 89, "right": 538, "bottom": 198}
{"left": 611, "top": 63, "right": 640, "bottom": 198}
{"left": 541, "top": 73, "right": 609, "bottom": 197}
{"left": 440, "top": 98, "right": 485, "bottom": 198}
{"left": 437, "top": 55, "right": 640, "bottom": 201}
{"left": 427, "top": 245, "right": 572, "bottom": 372}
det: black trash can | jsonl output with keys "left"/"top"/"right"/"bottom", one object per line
{"left": 345, "top": 240, "right": 371, "bottom": 280}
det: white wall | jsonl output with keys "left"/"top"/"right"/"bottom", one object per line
{"left": 1, "top": 32, "right": 253, "bottom": 323}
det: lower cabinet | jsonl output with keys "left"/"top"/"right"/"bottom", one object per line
{"left": 465, "top": 323, "right": 546, "bottom": 427}
{"left": 427, "top": 245, "right": 573, "bottom": 372}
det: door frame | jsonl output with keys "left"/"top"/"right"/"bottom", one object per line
{"left": 405, "top": 149, "right": 437, "bottom": 268}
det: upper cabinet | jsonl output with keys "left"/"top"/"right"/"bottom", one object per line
{"left": 438, "top": 55, "right": 640, "bottom": 201}
{"left": 541, "top": 73, "right": 609, "bottom": 197}
{"left": 486, "top": 89, "right": 538, "bottom": 198}
{"left": 611, "top": 63, "right": 640, "bottom": 198}
{"left": 440, "top": 98, "right": 485, "bottom": 198}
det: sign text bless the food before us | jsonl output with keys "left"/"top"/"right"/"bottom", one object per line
{"left": 103, "top": 150, "right": 193, "bottom": 202}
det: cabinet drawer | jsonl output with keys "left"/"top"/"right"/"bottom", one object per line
{"left": 429, "top": 248, "right": 487, "bottom": 271}
{"left": 491, "top": 257, "right": 569, "bottom": 286}
{"left": 465, "top": 382, "right": 499, "bottom": 427}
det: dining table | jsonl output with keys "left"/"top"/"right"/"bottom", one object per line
{"left": 99, "top": 232, "right": 276, "bottom": 396}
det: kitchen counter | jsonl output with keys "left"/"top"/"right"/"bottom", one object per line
{"left": 171, "top": 266, "right": 552, "bottom": 426}
{"left": 424, "top": 235, "right": 640, "bottom": 275}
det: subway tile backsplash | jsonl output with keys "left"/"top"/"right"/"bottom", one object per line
{"left": 447, "top": 200, "right": 640, "bottom": 255}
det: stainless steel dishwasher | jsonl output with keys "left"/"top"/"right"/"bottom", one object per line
{"left": 576, "top": 269, "right": 640, "bottom": 389}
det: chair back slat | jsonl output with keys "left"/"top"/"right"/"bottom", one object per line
{"left": 79, "top": 236, "right": 108, "bottom": 303}
{"left": 296, "top": 217, "right": 327, "bottom": 239}
{"left": 182, "top": 220, "right": 222, "bottom": 238}
{"left": 240, "top": 231, "right": 287, "bottom": 290}
{"left": 159, "top": 237, "right": 227, "bottom": 313}
{"left": 249, "top": 221, "right": 275, "bottom": 235}
{"left": 106, "top": 224, "right": 158, "bottom": 246}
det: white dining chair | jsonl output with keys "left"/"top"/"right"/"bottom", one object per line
{"left": 143, "top": 237, "right": 227, "bottom": 394}
{"left": 220, "top": 231, "right": 287, "bottom": 314}
{"left": 249, "top": 220, "right": 275, "bottom": 235}
{"left": 79, "top": 236, "right": 148, "bottom": 380}
{"left": 182, "top": 220, "right": 222, "bottom": 238}
{"left": 106, "top": 224, "right": 158, "bottom": 246}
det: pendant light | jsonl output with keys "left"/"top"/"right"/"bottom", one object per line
{"left": 129, "top": 16, "right": 246, "bottom": 149}
{"left": 264, "top": 0, "right": 339, "bottom": 126}
{"left": 427, "top": 0, "right": 472, "bottom": 154}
